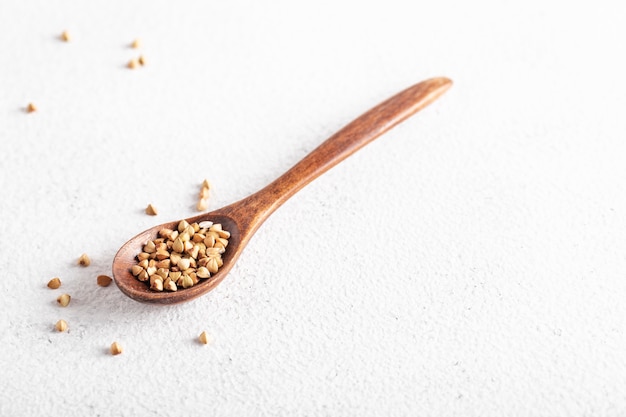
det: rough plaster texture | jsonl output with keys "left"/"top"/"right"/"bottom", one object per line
{"left": 2, "top": 0, "right": 626, "bottom": 416}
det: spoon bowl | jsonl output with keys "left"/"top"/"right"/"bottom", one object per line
{"left": 113, "top": 77, "right": 452, "bottom": 304}
{"left": 113, "top": 213, "right": 241, "bottom": 304}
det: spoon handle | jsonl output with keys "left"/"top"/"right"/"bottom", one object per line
{"left": 222, "top": 77, "right": 452, "bottom": 234}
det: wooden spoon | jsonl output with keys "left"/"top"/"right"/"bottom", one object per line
{"left": 113, "top": 77, "right": 452, "bottom": 304}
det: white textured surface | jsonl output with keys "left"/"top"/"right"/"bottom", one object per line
{"left": 2, "top": 1, "right": 626, "bottom": 415}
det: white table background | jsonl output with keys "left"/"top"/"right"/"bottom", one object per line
{"left": 2, "top": 1, "right": 626, "bottom": 416}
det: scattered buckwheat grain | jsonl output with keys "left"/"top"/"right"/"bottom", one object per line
{"left": 47, "top": 277, "right": 61, "bottom": 289}
{"left": 55, "top": 319, "right": 68, "bottom": 332}
{"left": 78, "top": 253, "right": 91, "bottom": 266}
{"left": 198, "top": 331, "right": 210, "bottom": 345}
{"left": 97, "top": 275, "right": 112, "bottom": 287}
{"left": 57, "top": 294, "right": 71, "bottom": 307}
{"left": 196, "top": 179, "right": 211, "bottom": 212}
{"left": 110, "top": 342, "right": 123, "bottom": 355}
{"left": 196, "top": 199, "right": 208, "bottom": 211}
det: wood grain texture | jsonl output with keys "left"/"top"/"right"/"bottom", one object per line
{"left": 112, "top": 77, "right": 452, "bottom": 304}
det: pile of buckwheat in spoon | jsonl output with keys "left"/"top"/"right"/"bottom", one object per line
{"left": 130, "top": 219, "right": 230, "bottom": 292}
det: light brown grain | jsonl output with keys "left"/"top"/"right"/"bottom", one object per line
{"left": 196, "top": 199, "right": 208, "bottom": 212}
{"left": 78, "top": 253, "right": 91, "bottom": 267}
{"left": 47, "top": 277, "right": 61, "bottom": 289}
{"left": 55, "top": 319, "right": 68, "bottom": 332}
{"left": 145, "top": 204, "right": 158, "bottom": 215}
{"left": 198, "top": 331, "right": 210, "bottom": 345}
{"left": 57, "top": 294, "right": 71, "bottom": 307}
{"left": 110, "top": 342, "right": 123, "bottom": 355}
